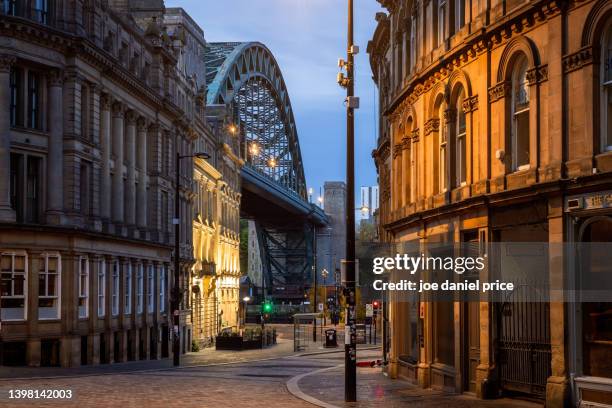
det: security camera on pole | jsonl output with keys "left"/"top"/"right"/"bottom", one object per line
{"left": 337, "top": 0, "right": 359, "bottom": 401}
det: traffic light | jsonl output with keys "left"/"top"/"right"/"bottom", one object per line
{"left": 373, "top": 300, "right": 380, "bottom": 309}
{"left": 262, "top": 300, "right": 273, "bottom": 314}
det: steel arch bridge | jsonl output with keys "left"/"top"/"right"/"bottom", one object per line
{"left": 206, "top": 42, "right": 307, "bottom": 199}
{"left": 205, "top": 42, "right": 327, "bottom": 306}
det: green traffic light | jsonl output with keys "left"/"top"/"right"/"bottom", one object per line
{"left": 263, "top": 302, "right": 273, "bottom": 313}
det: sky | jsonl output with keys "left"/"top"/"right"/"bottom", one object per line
{"left": 166, "top": 0, "right": 383, "bottom": 210}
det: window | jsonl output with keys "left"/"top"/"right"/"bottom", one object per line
{"left": 410, "top": 16, "right": 416, "bottom": 71}
{"left": 10, "top": 153, "right": 42, "bottom": 223}
{"left": 33, "top": 0, "right": 49, "bottom": 24}
{"left": 27, "top": 71, "right": 41, "bottom": 130}
{"left": 78, "top": 257, "right": 89, "bottom": 318}
{"left": 80, "top": 161, "right": 92, "bottom": 216}
{"left": 455, "top": 88, "right": 467, "bottom": 186}
{"left": 2, "top": 0, "right": 18, "bottom": 16}
{"left": 80, "top": 84, "right": 90, "bottom": 140}
{"left": 137, "top": 264, "right": 144, "bottom": 314}
{"left": 159, "top": 266, "right": 166, "bottom": 313}
{"left": 98, "top": 259, "right": 106, "bottom": 317}
{"left": 601, "top": 21, "right": 612, "bottom": 151}
{"left": 147, "top": 264, "right": 154, "bottom": 313}
{"left": 438, "top": 0, "right": 446, "bottom": 46}
{"left": 9, "top": 67, "right": 21, "bottom": 127}
{"left": 1, "top": 251, "right": 27, "bottom": 321}
{"left": 455, "top": 0, "right": 466, "bottom": 32}
{"left": 161, "top": 191, "right": 169, "bottom": 233}
{"left": 112, "top": 261, "right": 119, "bottom": 316}
{"left": 125, "top": 263, "right": 132, "bottom": 315}
{"left": 511, "top": 56, "right": 530, "bottom": 170}
{"left": 437, "top": 104, "right": 446, "bottom": 193}
{"left": 39, "top": 253, "right": 61, "bottom": 320}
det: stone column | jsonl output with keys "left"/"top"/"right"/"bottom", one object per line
{"left": 46, "top": 69, "right": 65, "bottom": 224}
{"left": 0, "top": 55, "right": 16, "bottom": 222}
{"left": 100, "top": 94, "right": 112, "bottom": 221}
{"left": 111, "top": 102, "right": 124, "bottom": 225}
{"left": 137, "top": 119, "right": 148, "bottom": 230}
{"left": 125, "top": 111, "right": 137, "bottom": 228}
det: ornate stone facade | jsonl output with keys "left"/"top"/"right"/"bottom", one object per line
{"left": 369, "top": 0, "right": 612, "bottom": 406}
{"left": 0, "top": 1, "right": 241, "bottom": 366}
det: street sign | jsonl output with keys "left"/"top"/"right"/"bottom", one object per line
{"left": 365, "top": 303, "right": 373, "bottom": 317}
{"left": 318, "top": 303, "right": 324, "bottom": 312}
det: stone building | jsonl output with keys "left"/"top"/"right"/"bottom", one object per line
{"left": 0, "top": 0, "right": 216, "bottom": 367}
{"left": 369, "top": 0, "right": 612, "bottom": 406}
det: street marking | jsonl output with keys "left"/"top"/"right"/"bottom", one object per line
{"left": 286, "top": 365, "right": 343, "bottom": 408}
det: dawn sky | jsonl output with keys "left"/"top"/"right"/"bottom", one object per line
{"left": 166, "top": 0, "right": 383, "bottom": 208}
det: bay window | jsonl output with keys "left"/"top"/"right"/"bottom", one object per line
{"left": 39, "top": 252, "right": 60, "bottom": 320}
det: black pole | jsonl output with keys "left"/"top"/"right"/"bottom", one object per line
{"left": 345, "top": 0, "right": 357, "bottom": 401}
{"left": 313, "top": 226, "right": 317, "bottom": 342}
{"left": 173, "top": 152, "right": 181, "bottom": 367}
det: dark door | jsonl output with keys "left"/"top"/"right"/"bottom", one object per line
{"left": 462, "top": 231, "right": 480, "bottom": 393}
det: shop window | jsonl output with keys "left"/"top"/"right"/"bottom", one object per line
{"left": 111, "top": 261, "right": 119, "bottom": 316}
{"left": 78, "top": 256, "right": 88, "bottom": 318}
{"left": 511, "top": 55, "right": 530, "bottom": 170}
{"left": 137, "top": 264, "right": 144, "bottom": 314}
{"left": 124, "top": 263, "right": 132, "bottom": 315}
{"left": 0, "top": 252, "right": 27, "bottom": 321}
{"left": 582, "top": 218, "right": 612, "bottom": 378}
{"left": 39, "top": 252, "right": 60, "bottom": 320}
{"left": 601, "top": 20, "right": 612, "bottom": 151}
{"left": 98, "top": 259, "right": 106, "bottom": 317}
{"left": 147, "top": 264, "right": 155, "bottom": 313}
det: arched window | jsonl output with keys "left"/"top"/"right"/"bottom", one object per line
{"left": 601, "top": 20, "right": 612, "bottom": 151}
{"left": 511, "top": 55, "right": 530, "bottom": 170}
{"left": 455, "top": 87, "right": 467, "bottom": 186}
{"left": 438, "top": 102, "right": 446, "bottom": 193}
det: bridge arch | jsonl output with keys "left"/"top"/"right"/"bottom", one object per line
{"left": 205, "top": 42, "right": 307, "bottom": 199}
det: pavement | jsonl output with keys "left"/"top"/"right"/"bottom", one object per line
{"left": 0, "top": 324, "right": 544, "bottom": 407}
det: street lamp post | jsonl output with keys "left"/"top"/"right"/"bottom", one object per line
{"left": 242, "top": 296, "right": 251, "bottom": 328}
{"left": 173, "top": 151, "right": 210, "bottom": 367}
{"left": 337, "top": 0, "right": 357, "bottom": 401}
{"left": 321, "top": 268, "right": 329, "bottom": 326}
